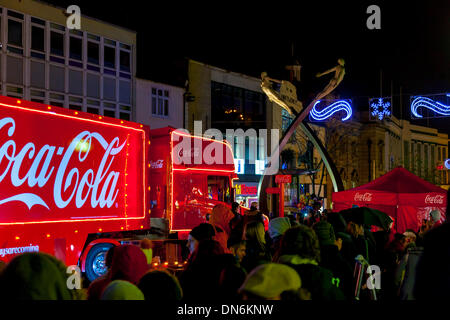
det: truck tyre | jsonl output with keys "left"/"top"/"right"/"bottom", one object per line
{"left": 85, "top": 243, "right": 114, "bottom": 282}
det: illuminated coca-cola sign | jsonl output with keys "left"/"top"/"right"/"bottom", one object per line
{"left": 354, "top": 192, "right": 373, "bottom": 202}
{"left": 0, "top": 99, "right": 147, "bottom": 224}
{"left": 425, "top": 194, "right": 444, "bottom": 205}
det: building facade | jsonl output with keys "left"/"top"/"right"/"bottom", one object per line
{"left": 135, "top": 78, "right": 184, "bottom": 130}
{"left": 0, "top": 0, "right": 136, "bottom": 120}
{"left": 185, "top": 59, "right": 281, "bottom": 208}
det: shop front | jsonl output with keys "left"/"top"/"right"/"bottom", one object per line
{"left": 235, "top": 182, "right": 259, "bottom": 208}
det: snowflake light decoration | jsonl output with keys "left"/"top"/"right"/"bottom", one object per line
{"left": 370, "top": 97, "right": 391, "bottom": 121}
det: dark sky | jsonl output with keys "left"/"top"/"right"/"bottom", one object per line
{"left": 47, "top": 0, "right": 449, "bottom": 134}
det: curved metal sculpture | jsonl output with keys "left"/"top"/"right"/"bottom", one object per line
{"left": 258, "top": 59, "right": 346, "bottom": 214}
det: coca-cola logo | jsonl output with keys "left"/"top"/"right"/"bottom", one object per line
{"left": 425, "top": 194, "right": 444, "bottom": 205}
{"left": 178, "top": 148, "right": 200, "bottom": 158}
{"left": 354, "top": 192, "right": 373, "bottom": 202}
{"left": 150, "top": 160, "right": 164, "bottom": 169}
{"left": 0, "top": 117, "right": 125, "bottom": 210}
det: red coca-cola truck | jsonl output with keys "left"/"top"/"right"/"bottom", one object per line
{"left": 0, "top": 96, "right": 237, "bottom": 281}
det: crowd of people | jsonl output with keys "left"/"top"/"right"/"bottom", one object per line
{"left": 0, "top": 190, "right": 449, "bottom": 301}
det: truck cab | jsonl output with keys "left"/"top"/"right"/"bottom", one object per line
{"left": 149, "top": 127, "right": 237, "bottom": 237}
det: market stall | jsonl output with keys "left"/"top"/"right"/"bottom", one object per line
{"left": 332, "top": 167, "right": 447, "bottom": 233}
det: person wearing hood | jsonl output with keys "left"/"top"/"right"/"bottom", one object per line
{"left": 88, "top": 244, "right": 149, "bottom": 300}
{"left": 101, "top": 280, "right": 145, "bottom": 300}
{"left": 313, "top": 221, "right": 353, "bottom": 299}
{"left": 0, "top": 252, "right": 85, "bottom": 300}
{"left": 138, "top": 270, "right": 183, "bottom": 302}
{"left": 209, "top": 203, "right": 234, "bottom": 253}
{"left": 268, "top": 217, "right": 292, "bottom": 255}
{"left": 274, "top": 225, "right": 346, "bottom": 300}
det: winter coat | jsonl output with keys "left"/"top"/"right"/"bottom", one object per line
{"left": 396, "top": 246, "right": 423, "bottom": 300}
{"left": 209, "top": 204, "right": 234, "bottom": 253}
{"left": 278, "top": 254, "right": 346, "bottom": 300}
{"left": 319, "top": 244, "right": 354, "bottom": 299}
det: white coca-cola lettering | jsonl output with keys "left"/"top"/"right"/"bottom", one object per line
{"left": 0, "top": 117, "right": 126, "bottom": 210}
{"left": 425, "top": 194, "right": 444, "bottom": 205}
{"left": 354, "top": 192, "right": 373, "bottom": 202}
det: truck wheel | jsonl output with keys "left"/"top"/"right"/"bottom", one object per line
{"left": 85, "top": 243, "right": 114, "bottom": 282}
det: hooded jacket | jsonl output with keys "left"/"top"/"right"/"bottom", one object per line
{"left": 278, "top": 254, "right": 346, "bottom": 300}
{"left": 0, "top": 253, "right": 85, "bottom": 300}
{"left": 209, "top": 204, "right": 234, "bottom": 253}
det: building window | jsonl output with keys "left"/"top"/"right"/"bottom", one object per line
{"left": 50, "top": 31, "right": 64, "bottom": 57}
{"left": 88, "top": 41, "right": 99, "bottom": 65}
{"left": 69, "top": 36, "right": 82, "bottom": 61}
{"left": 104, "top": 45, "right": 115, "bottom": 69}
{"left": 31, "top": 25, "right": 45, "bottom": 52}
{"left": 151, "top": 88, "right": 169, "bottom": 117}
{"left": 8, "top": 19, "right": 23, "bottom": 48}
{"left": 120, "top": 49, "right": 130, "bottom": 73}
{"left": 103, "top": 102, "right": 116, "bottom": 118}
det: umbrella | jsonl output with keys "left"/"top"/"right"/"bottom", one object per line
{"left": 339, "top": 207, "right": 393, "bottom": 230}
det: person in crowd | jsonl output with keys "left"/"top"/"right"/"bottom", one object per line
{"left": 88, "top": 244, "right": 149, "bottom": 300}
{"left": 0, "top": 252, "right": 85, "bottom": 300}
{"left": 268, "top": 217, "right": 292, "bottom": 256}
{"left": 227, "top": 237, "right": 247, "bottom": 266}
{"left": 242, "top": 202, "right": 264, "bottom": 229}
{"left": 140, "top": 238, "right": 153, "bottom": 266}
{"left": 403, "top": 229, "right": 417, "bottom": 249}
{"left": 87, "top": 245, "right": 116, "bottom": 300}
{"left": 313, "top": 221, "right": 354, "bottom": 299}
{"left": 238, "top": 263, "right": 309, "bottom": 300}
{"left": 380, "top": 233, "right": 407, "bottom": 300}
{"left": 138, "top": 270, "right": 183, "bottom": 302}
{"left": 186, "top": 223, "right": 216, "bottom": 257}
{"left": 274, "top": 225, "right": 345, "bottom": 300}
{"left": 101, "top": 280, "right": 145, "bottom": 300}
{"left": 229, "top": 202, "right": 244, "bottom": 241}
{"left": 219, "top": 237, "right": 248, "bottom": 300}
{"left": 209, "top": 203, "right": 235, "bottom": 253}
{"left": 339, "top": 221, "right": 370, "bottom": 266}
{"left": 395, "top": 243, "right": 424, "bottom": 300}
{"left": 414, "top": 189, "right": 450, "bottom": 300}
{"left": 178, "top": 239, "right": 236, "bottom": 301}
{"left": 241, "top": 221, "right": 272, "bottom": 273}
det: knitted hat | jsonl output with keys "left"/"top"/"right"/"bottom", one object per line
{"left": 190, "top": 223, "right": 216, "bottom": 241}
{"left": 313, "top": 221, "right": 336, "bottom": 247}
{"left": 101, "top": 280, "right": 145, "bottom": 300}
{"left": 430, "top": 210, "right": 441, "bottom": 223}
{"left": 238, "top": 263, "right": 301, "bottom": 299}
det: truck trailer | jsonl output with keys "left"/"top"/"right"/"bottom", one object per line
{"left": 0, "top": 96, "right": 237, "bottom": 281}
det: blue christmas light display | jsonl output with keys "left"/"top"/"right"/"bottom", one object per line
{"left": 310, "top": 99, "right": 352, "bottom": 121}
{"left": 445, "top": 159, "right": 450, "bottom": 170}
{"left": 411, "top": 94, "right": 450, "bottom": 118}
{"left": 370, "top": 97, "right": 391, "bottom": 120}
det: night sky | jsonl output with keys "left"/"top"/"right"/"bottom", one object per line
{"left": 47, "top": 0, "right": 449, "bottom": 134}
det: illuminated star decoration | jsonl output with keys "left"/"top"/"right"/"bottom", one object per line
{"left": 411, "top": 94, "right": 450, "bottom": 118}
{"left": 370, "top": 98, "right": 391, "bottom": 120}
{"left": 310, "top": 99, "right": 352, "bottom": 121}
